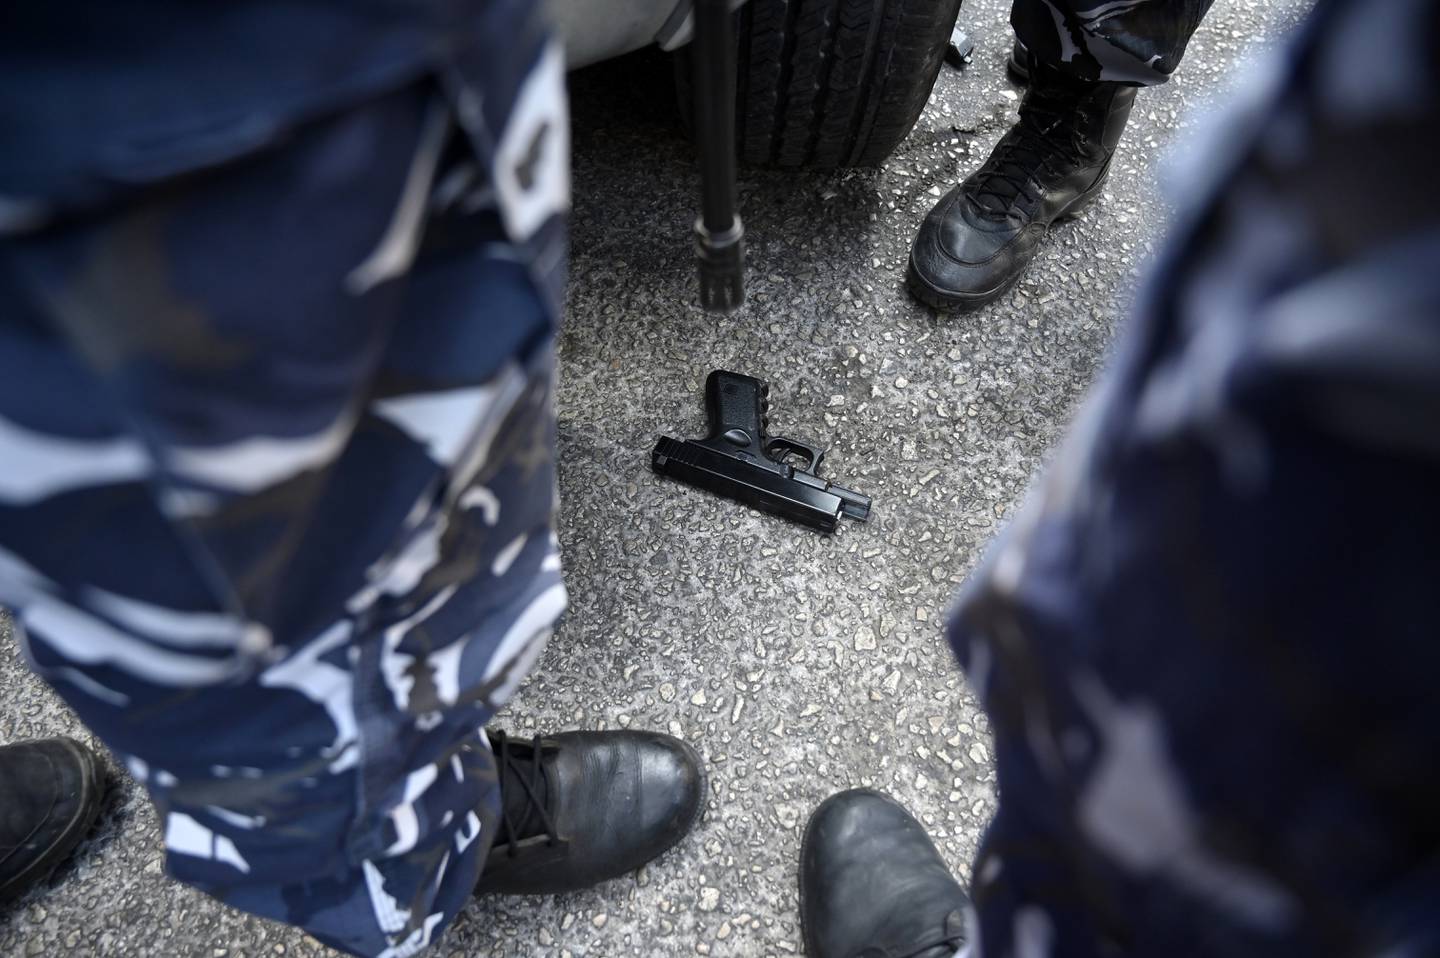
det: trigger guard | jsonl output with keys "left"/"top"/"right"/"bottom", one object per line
{"left": 764, "top": 437, "right": 827, "bottom": 475}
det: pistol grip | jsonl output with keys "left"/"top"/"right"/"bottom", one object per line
{"left": 703, "top": 370, "right": 769, "bottom": 453}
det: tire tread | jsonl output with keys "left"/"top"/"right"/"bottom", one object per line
{"left": 737, "top": 0, "right": 963, "bottom": 167}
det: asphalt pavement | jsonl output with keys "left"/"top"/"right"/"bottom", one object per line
{"left": 0, "top": 0, "right": 1312, "bottom": 954}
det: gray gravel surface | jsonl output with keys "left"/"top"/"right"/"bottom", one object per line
{"left": 0, "top": 0, "right": 1311, "bottom": 954}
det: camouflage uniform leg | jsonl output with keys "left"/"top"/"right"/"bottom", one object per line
{"left": 950, "top": 0, "right": 1440, "bottom": 955}
{"left": 0, "top": 33, "right": 570, "bottom": 958}
{"left": 1010, "top": 0, "right": 1216, "bottom": 84}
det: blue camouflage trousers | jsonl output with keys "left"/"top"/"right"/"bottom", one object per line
{"left": 949, "top": 0, "right": 1440, "bottom": 955}
{"left": 1014, "top": 0, "right": 1215, "bottom": 85}
{"left": 0, "top": 33, "right": 571, "bottom": 958}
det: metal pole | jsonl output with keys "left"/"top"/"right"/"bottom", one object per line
{"left": 691, "top": 0, "right": 745, "bottom": 312}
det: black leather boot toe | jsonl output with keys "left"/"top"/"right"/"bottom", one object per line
{"left": 476, "top": 729, "right": 704, "bottom": 896}
{"left": 800, "top": 789, "right": 968, "bottom": 958}
{"left": 0, "top": 737, "right": 104, "bottom": 905}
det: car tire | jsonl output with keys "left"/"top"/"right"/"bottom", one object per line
{"left": 681, "top": 0, "right": 963, "bottom": 168}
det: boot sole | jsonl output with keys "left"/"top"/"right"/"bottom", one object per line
{"left": 906, "top": 256, "right": 1019, "bottom": 313}
{"left": 906, "top": 176, "right": 1107, "bottom": 313}
{"left": 0, "top": 739, "right": 105, "bottom": 906}
{"left": 1006, "top": 52, "right": 1030, "bottom": 84}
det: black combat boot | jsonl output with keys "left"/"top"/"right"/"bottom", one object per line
{"left": 0, "top": 737, "right": 104, "bottom": 905}
{"left": 475, "top": 729, "right": 705, "bottom": 895}
{"left": 800, "top": 789, "right": 969, "bottom": 958}
{"left": 908, "top": 63, "right": 1136, "bottom": 310}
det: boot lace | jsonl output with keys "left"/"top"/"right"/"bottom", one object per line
{"left": 968, "top": 86, "right": 1095, "bottom": 217}
{"left": 491, "top": 730, "right": 561, "bottom": 857}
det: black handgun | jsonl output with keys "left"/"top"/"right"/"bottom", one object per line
{"left": 652, "top": 371, "right": 872, "bottom": 533}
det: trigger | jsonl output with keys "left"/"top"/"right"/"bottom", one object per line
{"left": 798, "top": 445, "right": 825, "bottom": 475}
{"left": 766, "top": 437, "right": 826, "bottom": 475}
